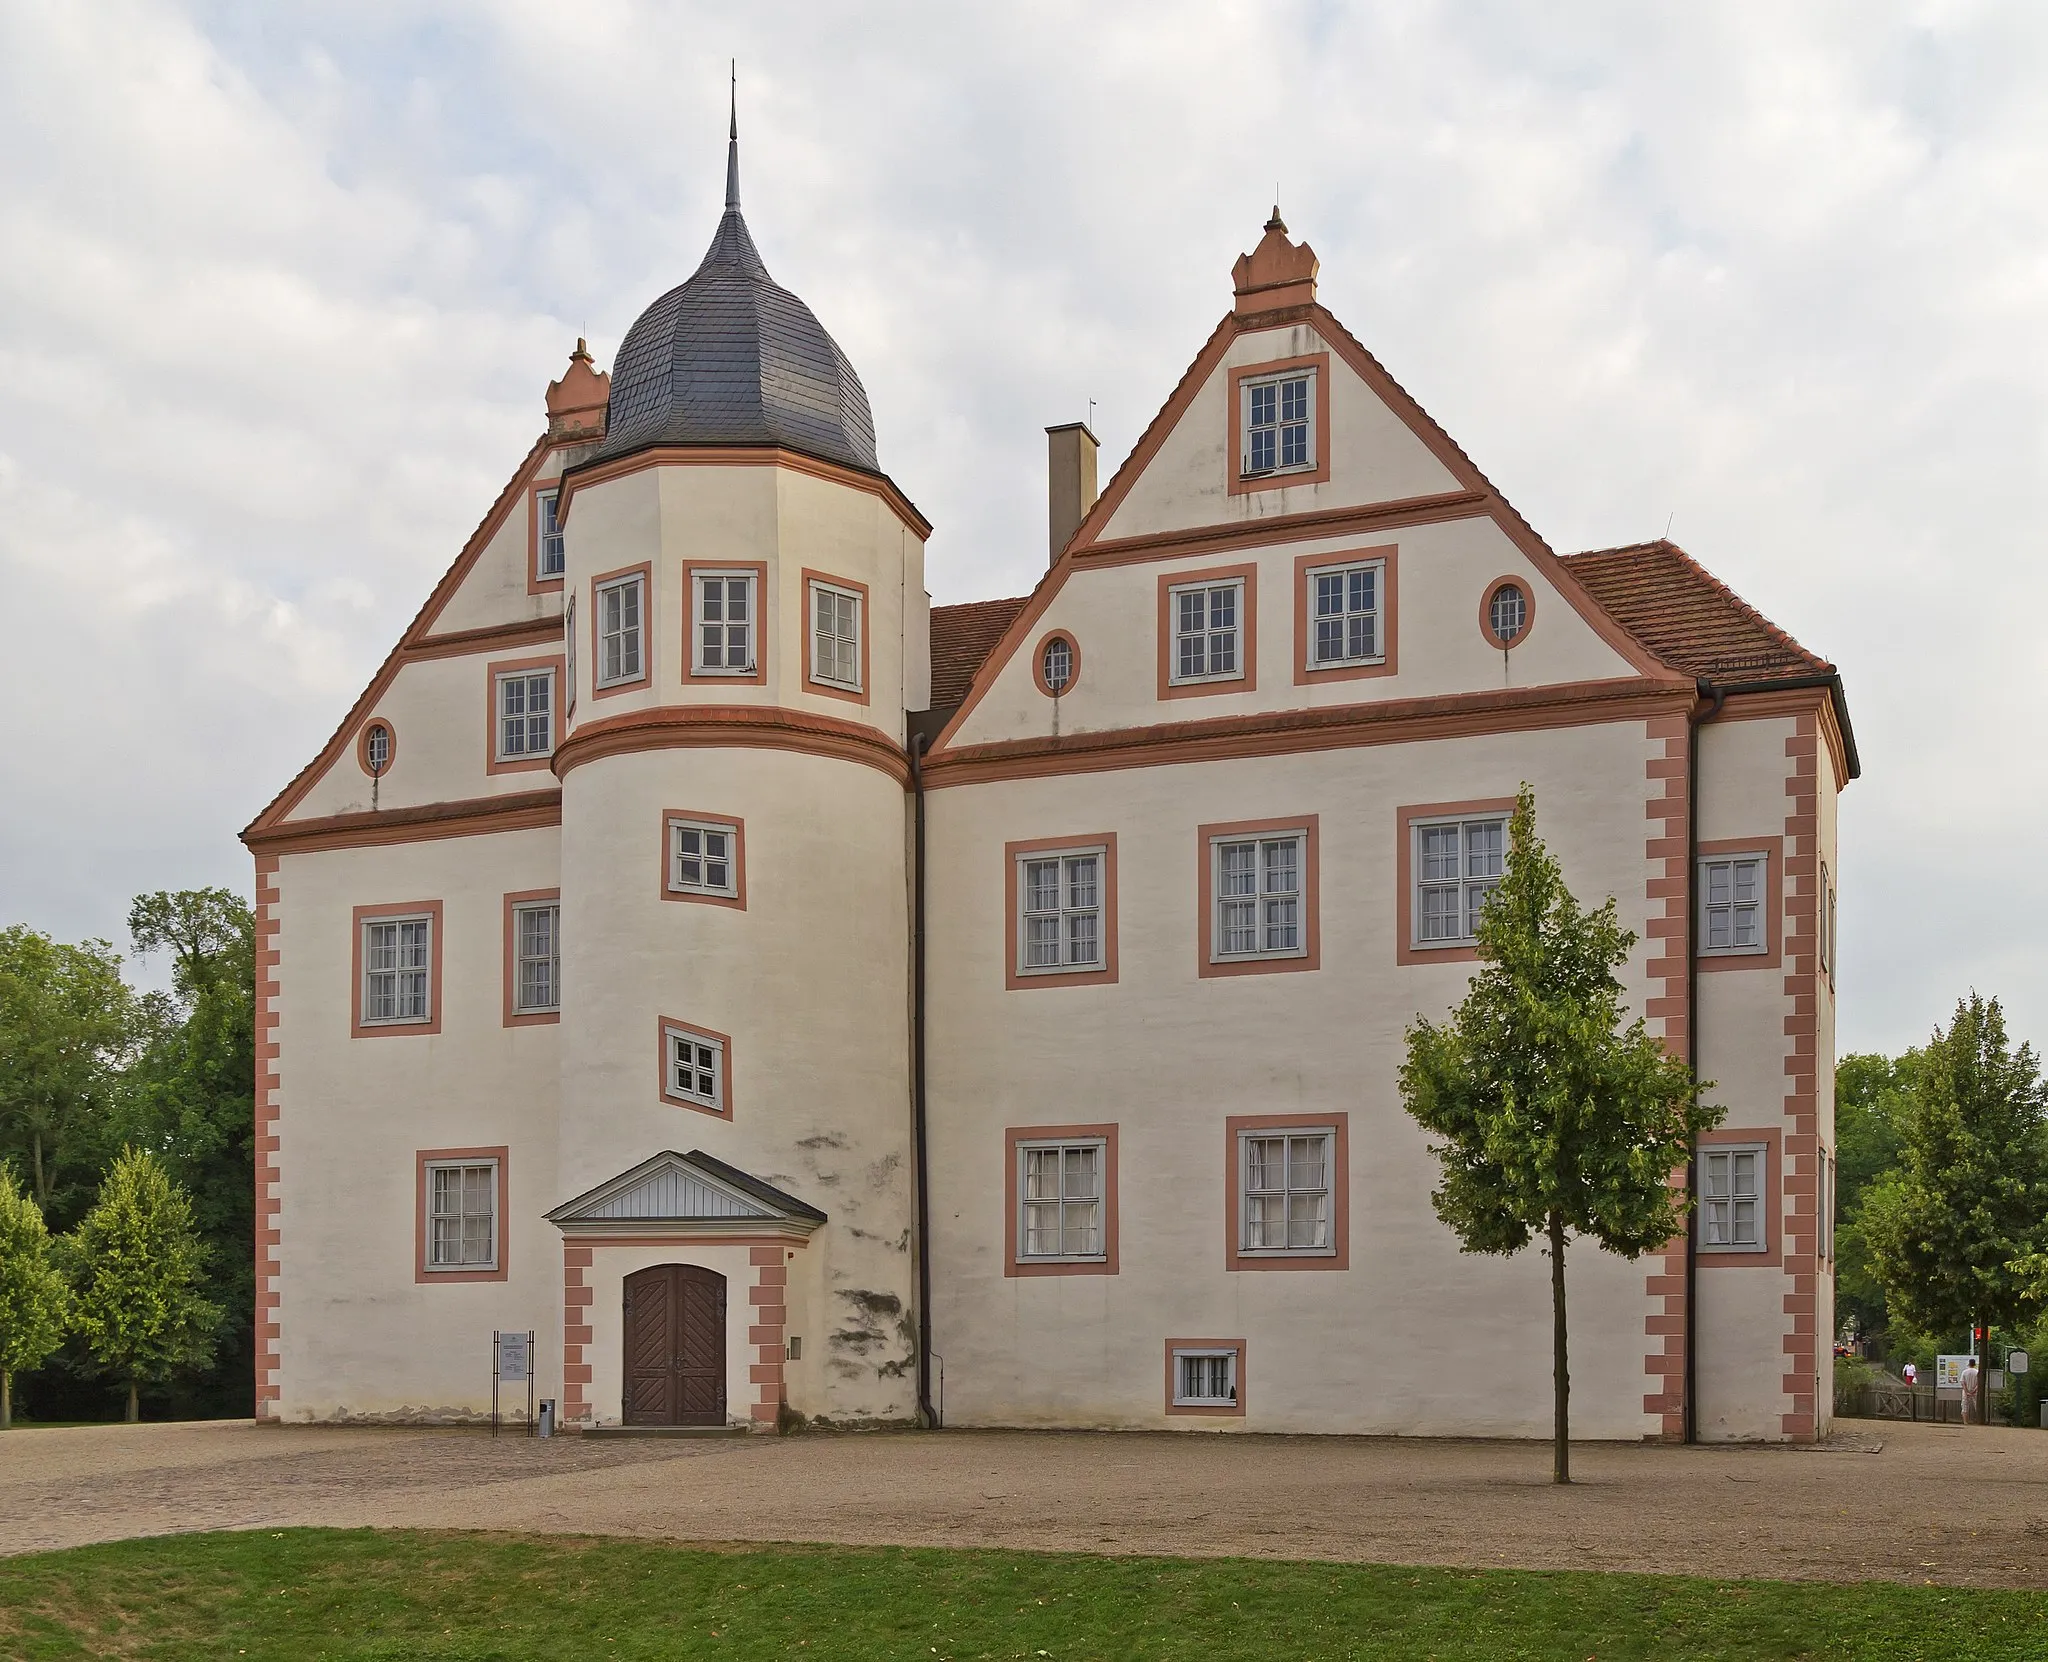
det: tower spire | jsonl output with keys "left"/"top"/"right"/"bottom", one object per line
{"left": 725, "top": 59, "right": 740, "bottom": 210}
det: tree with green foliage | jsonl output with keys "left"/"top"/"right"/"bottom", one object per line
{"left": 1400, "top": 786, "right": 1719, "bottom": 1483}
{"left": 117, "top": 889, "right": 256, "bottom": 1417}
{"left": 0, "top": 926, "right": 137, "bottom": 1220}
{"left": 0, "top": 1164, "right": 69, "bottom": 1428}
{"left": 69, "top": 1148, "right": 221, "bottom": 1422}
{"left": 1830, "top": 1050, "right": 1922, "bottom": 1346}
{"left": 1861, "top": 994, "right": 2048, "bottom": 1421}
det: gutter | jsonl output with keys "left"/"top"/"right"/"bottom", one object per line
{"left": 1685, "top": 680, "right": 1729, "bottom": 1443}
{"left": 908, "top": 730, "right": 938, "bottom": 1427}
{"left": 1699, "top": 671, "right": 1860, "bottom": 781}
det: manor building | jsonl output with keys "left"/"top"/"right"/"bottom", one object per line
{"left": 244, "top": 129, "right": 1854, "bottom": 1442}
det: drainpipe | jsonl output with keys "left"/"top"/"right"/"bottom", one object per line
{"left": 1685, "top": 680, "right": 1727, "bottom": 1444}
{"left": 908, "top": 730, "right": 937, "bottom": 1428}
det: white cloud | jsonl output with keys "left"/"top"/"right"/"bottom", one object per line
{"left": 1, "top": 0, "right": 2044, "bottom": 1053}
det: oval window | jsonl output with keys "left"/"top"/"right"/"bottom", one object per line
{"left": 1487, "top": 582, "right": 1528, "bottom": 647}
{"left": 365, "top": 722, "right": 392, "bottom": 772}
{"left": 1041, "top": 636, "right": 1074, "bottom": 695}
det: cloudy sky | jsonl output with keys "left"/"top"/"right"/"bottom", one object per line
{"left": 0, "top": 0, "right": 2040, "bottom": 1054}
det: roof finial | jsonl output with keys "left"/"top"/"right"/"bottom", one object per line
{"left": 725, "top": 59, "right": 740, "bottom": 210}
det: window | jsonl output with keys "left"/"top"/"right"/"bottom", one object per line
{"left": 1700, "top": 854, "right": 1767, "bottom": 955}
{"left": 362, "top": 914, "right": 432, "bottom": 1025}
{"left": 535, "top": 488, "right": 564, "bottom": 580}
{"left": 693, "top": 570, "right": 757, "bottom": 675}
{"left": 810, "top": 579, "right": 862, "bottom": 691}
{"left": 425, "top": 1159, "right": 499, "bottom": 1271}
{"left": 1040, "top": 635, "right": 1074, "bottom": 695}
{"left": 1015, "top": 1137, "right": 1106, "bottom": 1263}
{"left": 1211, "top": 832, "right": 1306, "bottom": 961}
{"left": 510, "top": 900, "right": 559, "bottom": 1015}
{"left": 595, "top": 571, "right": 646, "bottom": 688}
{"left": 358, "top": 719, "right": 395, "bottom": 777}
{"left": 564, "top": 596, "right": 577, "bottom": 712}
{"left": 1241, "top": 369, "right": 1315, "bottom": 477}
{"left": 495, "top": 668, "right": 555, "bottom": 761}
{"left": 662, "top": 1023, "right": 727, "bottom": 1114}
{"left": 1702, "top": 1145, "right": 1766, "bottom": 1251}
{"left": 1016, "top": 847, "right": 1103, "bottom": 975}
{"left": 1170, "top": 579, "right": 1243, "bottom": 684}
{"left": 1239, "top": 1130, "right": 1333, "bottom": 1255}
{"left": 1308, "top": 560, "right": 1383, "bottom": 667}
{"left": 1821, "top": 862, "right": 1837, "bottom": 980}
{"left": 1172, "top": 1347, "right": 1239, "bottom": 1407}
{"left": 1413, "top": 815, "right": 1507, "bottom": 946}
{"left": 668, "top": 816, "right": 741, "bottom": 901}
{"left": 1486, "top": 582, "right": 1528, "bottom": 646}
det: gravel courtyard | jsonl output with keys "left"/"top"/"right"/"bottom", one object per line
{"left": 4, "top": 1419, "right": 2045, "bottom": 1588}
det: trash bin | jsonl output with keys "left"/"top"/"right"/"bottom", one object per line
{"left": 538, "top": 1399, "right": 555, "bottom": 1439}
{"left": 2039, "top": 1400, "right": 2047, "bottom": 1431}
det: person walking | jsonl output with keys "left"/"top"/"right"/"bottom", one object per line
{"left": 1901, "top": 1360, "right": 1917, "bottom": 1386}
{"left": 1962, "top": 1355, "right": 1981, "bottom": 1424}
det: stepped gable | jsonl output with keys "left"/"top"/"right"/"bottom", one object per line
{"left": 1561, "top": 540, "right": 1832, "bottom": 682}
{"left": 930, "top": 595, "right": 1029, "bottom": 710}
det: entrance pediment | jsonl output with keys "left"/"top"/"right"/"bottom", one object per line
{"left": 546, "top": 1149, "right": 827, "bottom": 1239}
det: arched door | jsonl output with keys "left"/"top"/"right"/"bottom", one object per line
{"left": 623, "top": 1264, "right": 727, "bottom": 1426}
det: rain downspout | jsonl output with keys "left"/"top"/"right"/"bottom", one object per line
{"left": 908, "top": 730, "right": 937, "bottom": 1427}
{"left": 1685, "top": 680, "right": 1727, "bottom": 1444}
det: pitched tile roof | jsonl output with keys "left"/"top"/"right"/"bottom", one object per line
{"left": 930, "top": 595, "right": 1030, "bottom": 710}
{"left": 1560, "top": 540, "right": 1833, "bottom": 682}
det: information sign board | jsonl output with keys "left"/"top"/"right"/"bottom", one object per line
{"left": 2009, "top": 1348, "right": 2030, "bottom": 1376}
{"left": 497, "top": 1330, "right": 530, "bottom": 1383}
{"left": 1935, "top": 1354, "right": 1971, "bottom": 1392}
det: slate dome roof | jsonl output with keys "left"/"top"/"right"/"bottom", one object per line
{"left": 590, "top": 117, "right": 879, "bottom": 473}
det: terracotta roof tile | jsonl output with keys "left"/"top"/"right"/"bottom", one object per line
{"left": 930, "top": 595, "right": 1030, "bottom": 711}
{"left": 1560, "top": 540, "right": 1832, "bottom": 682}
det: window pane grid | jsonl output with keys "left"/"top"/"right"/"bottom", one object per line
{"left": 1416, "top": 817, "right": 1507, "bottom": 945}
{"left": 1244, "top": 373, "right": 1313, "bottom": 476}
{"left": 1019, "top": 1141, "right": 1103, "bottom": 1259}
{"left": 1213, "top": 834, "right": 1305, "bottom": 959}
{"left": 1174, "top": 1351, "right": 1237, "bottom": 1405}
{"left": 666, "top": 1029, "right": 724, "bottom": 1109}
{"left": 597, "top": 576, "right": 644, "bottom": 685}
{"left": 513, "top": 903, "right": 559, "bottom": 1013}
{"left": 1018, "top": 851, "right": 1103, "bottom": 972}
{"left": 1242, "top": 1132, "right": 1332, "bottom": 1252}
{"left": 427, "top": 1161, "right": 496, "bottom": 1268}
{"left": 1702, "top": 1147, "right": 1764, "bottom": 1249}
{"left": 497, "top": 671, "right": 554, "bottom": 759}
{"left": 363, "top": 917, "right": 431, "bottom": 1023}
{"left": 670, "top": 821, "right": 738, "bottom": 897}
{"left": 537, "top": 491, "right": 564, "bottom": 577}
{"left": 1311, "top": 563, "right": 1381, "bottom": 665}
{"left": 813, "top": 586, "right": 861, "bottom": 687}
{"left": 1172, "top": 582, "right": 1241, "bottom": 683}
{"left": 695, "top": 574, "right": 755, "bottom": 672}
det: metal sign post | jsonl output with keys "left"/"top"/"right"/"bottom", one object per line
{"left": 493, "top": 1330, "right": 535, "bottom": 1437}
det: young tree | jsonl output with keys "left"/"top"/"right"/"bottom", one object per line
{"left": 0, "top": 927, "right": 137, "bottom": 1219}
{"left": 1831, "top": 1050, "right": 1922, "bottom": 1347}
{"left": 70, "top": 1148, "right": 221, "bottom": 1422}
{"left": 0, "top": 1165, "right": 69, "bottom": 1428}
{"left": 1861, "top": 994, "right": 2048, "bottom": 1421}
{"left": 119, "top": 889, "right": 256, "bottom": 1417}
{"left": 1399, "top": 786, "right": 1718, "bottom": 1482}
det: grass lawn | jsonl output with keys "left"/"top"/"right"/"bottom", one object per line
{"left": 1, "top": 1530, "right": 2043, "bottom": 1661}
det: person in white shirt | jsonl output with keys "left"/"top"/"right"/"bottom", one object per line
{"left": 1961, "top": 1357, "right": 1982, "bottom": 1424}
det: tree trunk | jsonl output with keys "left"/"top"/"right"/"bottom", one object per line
{"left": 1550, "top": 1211, "right": 1570, "bottom": 1485}
{"left": 125, "top": 1381, "right": 139, "bottom": 1424}
{"left": 32, "top": 1132, "right": 49, "bottom": 1213}
{"left": 2, "top": 1368, "right": 11, "bottom": 1430}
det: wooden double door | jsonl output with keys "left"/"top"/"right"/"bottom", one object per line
{"left": 623, "top": 1264, "right": 727, "bottom": 1426}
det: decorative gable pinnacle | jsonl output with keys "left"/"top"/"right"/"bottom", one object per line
{"left": 546, "top": 337, "right": 610, "bottom": 441}
{"left": 1231, "top": 210, "right": 1318, "bottom": 318}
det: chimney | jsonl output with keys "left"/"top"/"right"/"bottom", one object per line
{"left": 1045, "top": 422, "right": 1099, "bottom": 563}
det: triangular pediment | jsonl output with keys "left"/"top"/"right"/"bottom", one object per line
{"left": 547, "top": 1150, "right": 827, "bottom": 1236}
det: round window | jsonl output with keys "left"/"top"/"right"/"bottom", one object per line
{"left": 1487, "top": 582, "right": 1528, "bottom": 647}
{"left": 1041, "top": 636, "right": 1073, "bottom": 695}
{"left": 364, "top": 722, "right": 392, "bottom": 773}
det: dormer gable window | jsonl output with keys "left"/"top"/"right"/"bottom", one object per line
{"left": 535, "top": 488, "right": 564, "bottom": 580}
{"left": 1241, "top": 369, "right": 1315, "bottom": 477}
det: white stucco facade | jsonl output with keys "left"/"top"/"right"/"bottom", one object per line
{"left": 246, "top": 202, "right": 1852, "bottom": 1443}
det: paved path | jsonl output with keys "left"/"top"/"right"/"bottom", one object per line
{"left": 4, "top": 1419, "right": 2046, "bottom": 1587}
